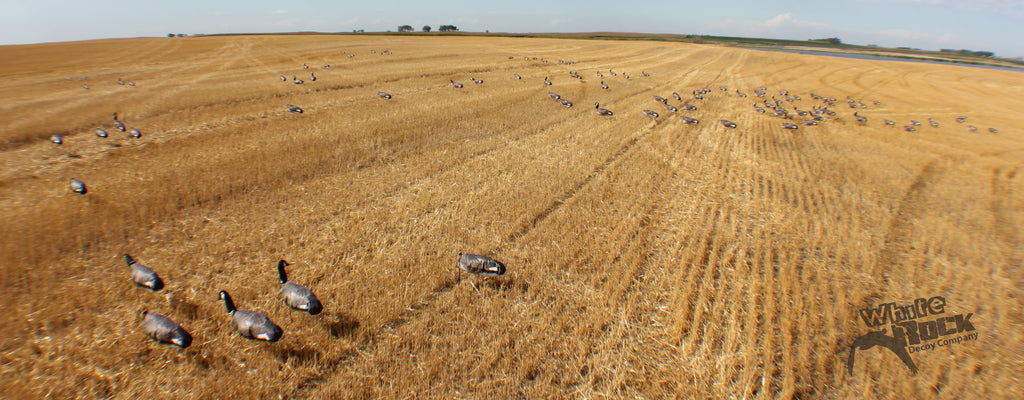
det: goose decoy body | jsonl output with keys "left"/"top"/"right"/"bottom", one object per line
{"left": 219, "top": 290, "right": 283, "bottom": 342}
{"left": 378, "top": 92, "right": 392, "bottom": 99}
{"left": 125, "top": 254, "right": 164, "bottom": 291}
{"left": 600, "top": 81, "right": 608, "bottom": 90}
{"left": 281, "top": 75, "right": 287, "bottom": 82}
{"left": 450, "top": 80, "right": 463, "bottom": 88}
{"left": 277, "top": 260, "right": 323, "bottom": 315}
{"left": 471, "top": 77, "right": 483, "bottom": 84}
{"left": 595, "top": 103, "right": 613, "bottom": 116}
{"left": 543, "top": 77, "right": 551, "bottom": 86}
{"left": 782, "top": 122, "right": 798, "bottom": 130}
{"left": 51, "top": 134, "right": 63, "bottom": 145}
{"left": 672, "top": 92, "right": 682, "bottom": 101}
{"left": 989, "top": 128, "right": 998, "bottom": 133}
{"left": 513, "top": 74, "right": 521, "bottom": 79}
{"left": 114, "top": 120, "right": 126, "bottom": 132}
{"left": 681, "top": 116, "right": 699, "bottom": 125}
{"left": 141, "top": 311, "right": 192, "bottom": 348}
{"left": 458, "top": 253, "right": 506, "bottom": 276}
{"left": 720, "top": 120, "right": 737, "bottom": 128}
{"left": 803, "top": 120, "right": 818, "bottom": 126}
{"left": 558, "top": 98, "right": 573, "bottom": 108}
{"left": 652, "top": 95, "right": 666, "bottom": 103}
{"left": 129, "top": 128, "right": 142, "bottom": 138}
{"left": 548, "top": 92, "right": 560, "bottom": 100}
{"left": 287, "top": 105, "right": 303, "bottom": 114}
{"left": 70, "top": 178, "right": 87, "bottom": 195}
{"left": 643, "top": 110, "right": 659, "bottom": 118}
{"left": 664, "top": 104, "right": 678, "bottom": 112}
{"left": 96, "top": 128, "right": 108, "bottom": 138}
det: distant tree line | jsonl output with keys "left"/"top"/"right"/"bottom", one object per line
{"left": 940, "top": 48, "right": 995, "bottom": 58}
{"left": 808, "top": 38, "right": 842, "bottom": 45}
{"left": 394, "top": 24, "right": 457, "bottom": 32}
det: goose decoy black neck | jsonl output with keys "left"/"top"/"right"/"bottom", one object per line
{"left": 277, "top": 260, "right": 290, "bottom": 284}
{"left": 220, "top": 290, "right": 237, "bottom": 314}
{"left": 124, "top": 254, "right": 137, "bottom": 266}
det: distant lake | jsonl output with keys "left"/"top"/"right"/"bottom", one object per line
{"left": 749, "top": 48, "right": 1024, "bottom": 73}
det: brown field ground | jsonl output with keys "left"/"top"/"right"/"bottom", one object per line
{"left": 0, "top": 34, "right": 1021, "bottom": 399}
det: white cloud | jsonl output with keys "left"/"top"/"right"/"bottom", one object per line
{"left": 271, "top": 9, "right": 288, "bottom": 15}
{"left": 765, "top": 12, "right": 793, "bottom": 28}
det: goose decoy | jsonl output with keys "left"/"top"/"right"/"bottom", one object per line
{"left": 782, "top": 122, "right": 798, "bottom": 130}
{"left": 595, "top": 103, "right": 613, "bottom": 116}
{"left": 294, "top": 78, "right": 304, "bottom": 84}
{"left": 664, "top": 104, "right": 678, "bottom": 112}
{"left": 904, "top": 125, "right": 917, "bottom": 132}
{"left": 70, "top": 178, "right": 87, "bottom": 195}
{"left": 378, "top": 91, "right": 392, "bottom": 99}
{"left": 450, "top": 80, "right": 463, "bottom": 88}
{"left": 643, "top": 110, "right": 659, "bottom": 118}
{"left": 955, "top": 116, "right": 967, "bottom": 123}
{"left": 310, "top": 73, "right": 316, "bottom": 82}
{"left": 277, "top": 260, "right": 322, "bottom": 315}
{"left": 458, "top": 253, "right": 506, "bottom": 276}
{"left": 303, "top": 63, "right": 309, "bottom": 69}
{"left": 736, "top": 91, "right": 747, "bottom": 98}
{"left": 682, "top": 104, "right": 697, "bottom": 111}
{"left": 129, "top": 128, "right": 142, "bottom": 139}
{"left": 642, "top": 71, "right": 650, "bottom": 77}
{"left": 219, "top": 290, "right": 283, "bottom": 342}
{"left": 600, "top": 81, "right": 609, "bottom": 90}
{"left": 652, "top": 95, "right": 666, "bottom": 103}
{"left": 286, "top": 105, "right": 303, "bottom": 114}
{"left": 672, "top": 92, "right": 681, "bottom": 101}
{"left": 681, "top": 116, "right": 699, "bottom": 125}
{"left": 543, "top": 77, "right": 551, "bottom": 86}
{"left": 559, "top": 98, "right": 573, "bottom": 108}
{"left": 753, "top": 105, "right": 766, "bottom": 114}
{"left": 96, "top": 128, "right": 108, "bottom": 138}
{"left": 513, "top": 74, "right": 521, "bottom": 79}
{"left": 141, "top": 311, "right": 192, "bottom": 348}
{"left": 281, "top": 75, "right": 287, "bottom": 82}
{"left": 125, "top": 254, "right": 164, "bottom": 291}
{"left": 803, "top": 120, "right": 818, "bottom": 126}
{"left": 114, "top": 120, "right": 126, "bottom": 132}
{"left": 127, "top": 82, "right": 135, "bottom": 87}
{"left": 548, "top": 92, "right": 560, "bottom": 100}
{"left": 471, "top": 77, "right": 483, "bottom": 84}
{"left": 853, "top": 112, "right": 867, "bottom": 124}
{"left": 721, "top": 120, "right": 737, "bottom": 128}
{"left": 51, "top": 134, "right": 63, "bottom": 145}
{"left": 596, "top": 71, "right": 603, "bottom": 78}
{"left": 989, "top": 128, "right": 998, "bottom": 133}
{"left": 967, "top": 125, "right": 977, "bottom": 132}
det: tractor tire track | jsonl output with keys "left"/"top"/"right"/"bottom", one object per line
{"left": 875, "top": 159, "right": 945, "bottom": 279}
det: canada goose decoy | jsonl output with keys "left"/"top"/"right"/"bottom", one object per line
{"left": 642, "top": 71, "right": 650, "bottom": 77}
{"left": 753, "top": 105, "right": 766, "bottom": 114}
{"left": 294, "top": 78, "right": 304, "bottom": 84}
{"left": 219, "top": 290, "right": 283, "bottom": 342}
{"left": 281, "top": 75, "right": 287, "bottom": 82}
{"left": 51, "top": 134, "right": 63, "bottom": 145}
{"left": 96, "top": 128, "right": 108, "bottom": 138}
{"left": 378, "top": 92, "right": 392, "bottom": 99}
{"left": 910, "top": 120, "right": 920, "bottom": 126}
{"left": 277, "top": 260, "right": 323, "bottom": 315}
{"left": 955, "top": 116, "right": 967, "bottom": 123}
{"left": 129, "top": 128, "right": 142, "bottom": 139}
{"left": 672, "top": 92, "right": 681, "bottom": 101}
{"left": 596, "top": 71, "right": 603, "bottom": 78}
{"left": 559, "top": 98, "right": 573, "bottom": 108}
{"left": 128, "top": 82, "right": 135, "bottom": 87}
{"left": 70, "top": 178, "right": 87, "bottom": 195}
{"left": 543, "top": 77, "right": 551, "bottom": 86}
{"left": 736, "top": 91, "right": 747, "bottom": 98}
{"left": 904, "top": 125, "right": 916, "bottom": 132}
{"left": 117, "top": 77, "right": 125, "bottom": 85}
{"left": 664, "top": 104, "right": 678, "bottom": 112}
{"left": 114, "top": 120, "right": 126, "bottom": 132}
{"left": 458, "top": 253, "right": 506, "bottom": 276}
{"left": 450, "top": 80, "right": 463, "bottom": 88}
{"left": 303, "top": 63, "right": 309, "bottom": 69}
{"left": 989, "top": 128, "right": 998, "bottom": 133}
{"left": 595, "top": 103, "right": 613, "bottom": 116}
{"left": 681, "top": 116, "right": 699, "bottom": 125}
{"left": 471, "top": 77, "right": 483, "bottom": 84}
{"left": 653, "top": 95, "right": 666, "bottom": 103}
{"left": 548, "top": 92, "right": 560, "bottom": 100}
{"left": 643, "top": 110, "right": 659, "bottom": 118}
{"left": 853, "top": 112, "right": 867, "bottom": 124}
{"left": 125, "top": 254, "right": 164, "bottom": 291}
{"left": 513, "top": 74, "right": 521, "bottom": 80}
{"left": 141, "top": 311, "right": 192, "bottom": 348}
{"left": 682, "top": 104, "right": 697, "bottom": 111}
{"left": 600, "top": 81, "right": 608, "bottom": 90}
{"left": 286, "top": 105, "right": 303, "bottom": 114}
{"left": 967, "top": 125, "right": 977, "bottom": 132}
{"left": 782, "top": 122, "right": 798, "bottom": 130}
{"left": 929, "top": 119, "right": 939, "bottom": 128}
{"left": 720, "top": 120, "right": 737, "bottom": 128}
{"left": 310, "top": 73, "right": 316, "bottom": 82}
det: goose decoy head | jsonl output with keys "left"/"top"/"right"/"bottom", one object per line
{"left": 219, "top": 290, "right": 237, "bottom": 314}
{"left": 277, "top": 260, "right": 290, "bottom": 284}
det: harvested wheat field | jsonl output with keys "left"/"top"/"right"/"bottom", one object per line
{"left": 0, "top": 34, "right": 1021, "bottom": 399}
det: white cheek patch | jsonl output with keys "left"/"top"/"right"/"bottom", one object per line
{"left": 256, "top": 333, "right": 271, "bottom": 340}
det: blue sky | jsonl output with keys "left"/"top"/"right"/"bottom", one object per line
{"left": 2, "top": 0, "right": 1022, "bottom": 57}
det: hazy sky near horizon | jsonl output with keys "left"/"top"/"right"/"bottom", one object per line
{"left": 2, "top": 0, "right": 1022, "bottom": 57}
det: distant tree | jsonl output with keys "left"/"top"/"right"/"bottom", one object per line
{"left": 176, "top": 33, "right": 185, "bottom": 37}
{"left": 167, "top": 33, "right": 175, "bottom": 38}
{"left": 422, "top": 25, "right": 431, "bottom": 32}
{"left": 398, "top": 25, "right": 413, "bottom": 33}
{"left": 438, "top": 25, "right": 459, "bottom": 32}
{"left": 810, "top": 37, "right": 841, "bottom": 44}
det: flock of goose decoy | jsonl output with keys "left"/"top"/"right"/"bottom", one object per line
{"left": 132, "top": 254, "right": 505, "bottom": 348}
{"left": 56, "top": 47, "right": 1000, "bottom": 349}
